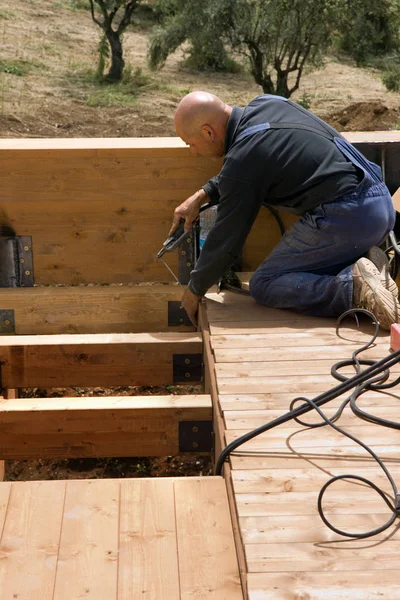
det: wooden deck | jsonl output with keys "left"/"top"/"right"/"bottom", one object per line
{"left": 0, "top": 476, "right": 243, "bottom": 599}
{"left": 205, "top": 289, "right": 400, "bottom": 599}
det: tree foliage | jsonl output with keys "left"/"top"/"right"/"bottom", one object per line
{"left": 89, "top": 0, "right": 140, "bottom": 81}
{"left": 340, "top": 0, "right": 400, "bottom": 66}
{"left": 222, "top": 0, "right": 346, "bottom": 97}
{"left": 148, "top": 0, "right": 232, "bottom": 72}
{"left": 148, "top": 0, "right": 347, "bottom": 97}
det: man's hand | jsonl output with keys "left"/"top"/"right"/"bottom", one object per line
{"left": 169, "top": 189, "right": 208, "bottom": 236}
{"left": 181, "top": 288, "right": 202, "bottom": 327}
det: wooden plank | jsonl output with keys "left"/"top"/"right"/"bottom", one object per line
{"left": 214, "top": 343, "right": 392, "bottom": 363}
{"left": 224, "top": 406, "right": 400, "bottom": 429}
{"left": 0, "top": 482, "right": 11, "bottom": 537}
{"left": 118, "top": 479, "right": 180, "bottom": 599}
{"left": 211, "top": 331, "right": 389, "bottom": 348}
{"left": 216, "top": 359, "right": 399, "bottom": 377}
{"left": 245, "top": 541, "right": 400, "bottom": 573}
{"left": 0, "top": 285, "right": 194, "bottom": 335}
{"left": 247, "top": 570, "right": 400, "bottom": 599}
{"left": 0, "top": 395, "right": 212, "bottom": 459}
{"left": 232, "top": 466, "right": 400, "bottom": 493}
{"left": 0, "top": 481, "right": 65, "bottom": 600}
{"left": 226, "top": 425, "right": 400, "bottom": 450}
{"left": 53, "top": 479, "right": 119, "bottom": 600}
{"left": 0, "top": 146, "right": 219, "bottom": 284}
{"left": 218, "top": 374, "right": 349, "bottom": 394}
{"left": 175, "top": 477, "right": 243, "bottom": 599}
{"left": 0, "top": 332, "right": 202, "bottom": 388}
{"left": 220, "top": 390, "right": 400, "bottom": 411}
{"left": 198, "top": 304, "right": 247, "bottom": 598}
{"left": 241, "top": 513, "right": 400, "bottom": 544}
{"left": 236, "top": 489, "right": 395, "bottom": 516}
{"left": 230, "top": 445, "right": 400, "bottom": 470}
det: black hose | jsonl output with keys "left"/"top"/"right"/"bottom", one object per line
{"left": 215, "top": 309, "right": 400, "bottom": 539}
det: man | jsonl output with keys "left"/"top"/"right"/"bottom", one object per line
{"left": 170, "top": 91, "right": 399, "bottom": 329}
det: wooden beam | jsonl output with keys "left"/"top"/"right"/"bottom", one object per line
{"left": 198, "top": 303, "right": 247, "bottom": 599}
{"left": 0, "top": 395, "right": 212, "bottom": 459}
{"left": 0, "top": 141, "right": 220, "bottom": 285}
{"left": 0, "top": 332, "right": 202, "bottom": 388}
{"left": 0, "top": 285, "right": 194, "bottom": 335}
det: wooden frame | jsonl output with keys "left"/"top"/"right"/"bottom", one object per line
{"left": 0, "top": 332, "right": 202, "bottom": 388}
{"left": 0, "top": 395, "right": 212, "bottom": 459}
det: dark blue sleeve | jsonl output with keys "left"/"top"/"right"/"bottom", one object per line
{"left": 202, "top": 175, "right": 220, "bottom": 206}
{"left": 188, "top": 175, "right": 262, "bottom": 296}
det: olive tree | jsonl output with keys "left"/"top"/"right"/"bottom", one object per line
{"left": 149, "top": 0, "right": 232, "bottom": 71}
{"left": 89, "top": 0, "right": 140, "bottom": 81}
{"left": 223, "top": 0, "right": 346, "bottom": 98}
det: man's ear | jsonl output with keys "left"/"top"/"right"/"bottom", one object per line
{"left": 201, "top": 124, "right": 214, "bottom": 142}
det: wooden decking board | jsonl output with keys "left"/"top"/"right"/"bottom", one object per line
{"left": 247, "top": 571, "right": 400, "bottom": 599}
{"left": 0, "top": 478, "right": 242, "bottom": 600}
{"left": 220, "top": 390, "right": 400, "bottom": 410}
{"left": 205, "top": 290, "right": 399, "bottom": 599}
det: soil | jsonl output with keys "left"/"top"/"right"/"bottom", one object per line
{"left": 5, "top": 384, "right": 213, "bottom": 482}
{"left": 1, "top": 0, "right": 400, "bottom": 481}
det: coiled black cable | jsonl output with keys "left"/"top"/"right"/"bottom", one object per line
{"left": 215, "top": 309, "right": 400, "bottom": 539}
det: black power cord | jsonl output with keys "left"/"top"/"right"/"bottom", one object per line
{"left": 215, "top": 309, "right": 400, "bottom": 539}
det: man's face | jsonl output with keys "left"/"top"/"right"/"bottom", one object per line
{"left": 175, "top": 121, "right": 222, "bottom": 159}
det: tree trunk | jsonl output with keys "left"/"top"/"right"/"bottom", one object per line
{"left": 105, "top": 30, "right": 124, "bottom": 82}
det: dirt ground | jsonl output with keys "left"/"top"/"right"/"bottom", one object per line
{"left": 0, "top": 0, "right": 400, "bottom": 139}
{"left": 5, "top": 384, "right": 213, "bottom": 481}
{"left": 1, "top": 1, "right": 400, "bottom": 481}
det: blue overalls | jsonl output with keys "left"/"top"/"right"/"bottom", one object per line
{"left": 245, "top": 105, "right": 395, "bottom": 317}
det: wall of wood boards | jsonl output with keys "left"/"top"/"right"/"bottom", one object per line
{"left": 0, "top": 285, "right": 194, "bottom": 334}
{"left": 0, "top": 139, "right": 219, "bottom": 285}
{"left": 1, "top": 134, "right": 399, "bottom": 286}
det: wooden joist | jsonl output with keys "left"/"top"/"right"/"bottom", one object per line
{"left": 0, "top": 332, "right": 202, "bottom": 388}
{"left": 0, "top": 394, "right": 212, "bottom": 458}
{"left": 0, "top": 285, "right": 194, "bottom": 335}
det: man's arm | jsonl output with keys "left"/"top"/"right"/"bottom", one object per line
{"left": 188, "top": 176, "right": 262, "bottom": 298}
{"left": 169, "top": 188, "right": 210, "bottom": 236}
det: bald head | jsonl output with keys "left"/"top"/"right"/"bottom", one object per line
{"left": 174, "top": 91, "right": 232, "bottom": 158}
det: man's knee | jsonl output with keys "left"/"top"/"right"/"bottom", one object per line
{"left": 249, "top": 272, "right": 270, "bottom": 304}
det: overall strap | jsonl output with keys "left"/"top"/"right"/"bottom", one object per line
{"left": 236, "top": 121, "right": 334, "bottom": 143}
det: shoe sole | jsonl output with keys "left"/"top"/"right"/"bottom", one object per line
{"left": 357, "top": 257, "right": 400, "bottom": 330}
{"left": 366, "top": 246, "right": 398, "bottom": 297}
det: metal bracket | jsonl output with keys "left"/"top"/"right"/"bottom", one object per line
{"left": 178, "top": 223, "right": 200, "bottom": 284}
{"left": 168, "top": 301, "right": 193, "bottom": 327}
{"left": 0, "top": 235, "right": 34, "bottom": 287}
{"left": 173, "top": 353, "right": 203, "bottom": 383}
{"left": 0, "top": 310, "right": 15, "bottom": 334}
{"left": 179, "top": 420, "right": 213, "bottom": 452}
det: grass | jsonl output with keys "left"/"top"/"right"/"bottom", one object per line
{"left": 0, "top": 58, "right": 48, "bottom": 77}
{"left": 65, "top": 64, "right": 157, "bottom": 107}
{"left": 0, "top": 8, "right": 15, "bottom": 19}
{"left": 52, "top": 0, "right": 90, "bottom": 11}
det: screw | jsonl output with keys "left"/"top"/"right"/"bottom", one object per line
{"left": 4, "top": 320, "right": 10, "bottom": 326}
{"left": 179, "top": 318, "right": 183, "bottom": 323}
{"left": 185, "top": 372, "right": 191, "bottom": 379}
{"left": 193, "top": 442, "right": 199, "bottom": 449}
{"left": 185, "top": 358, "right": 191, "bottom": 365}
{"left": 20, "top": 258, "right": 24, "bottom": 263}
{"left": 181, "top": 250, "right": 186, "bottom": 256}
{"left": 186, "top": 261, "right": 192, "bottom": 267}
{"left": 192, "top": 426, "right": 199, "bottom": 433}
{"left": 25, "top": 270, "right": 31, "bottom": 276}
{"left": 187, "top": 237, "right": 192, "bottom": 243}
{"left": 24, "top": 246, "right": 29, "bottom": 251}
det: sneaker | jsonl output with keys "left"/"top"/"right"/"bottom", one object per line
{"left": 366, "top": 246, "right": 398, "bottom": 297}
{"left": 352, "top": 257, "right": 400, "bottom": 330}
